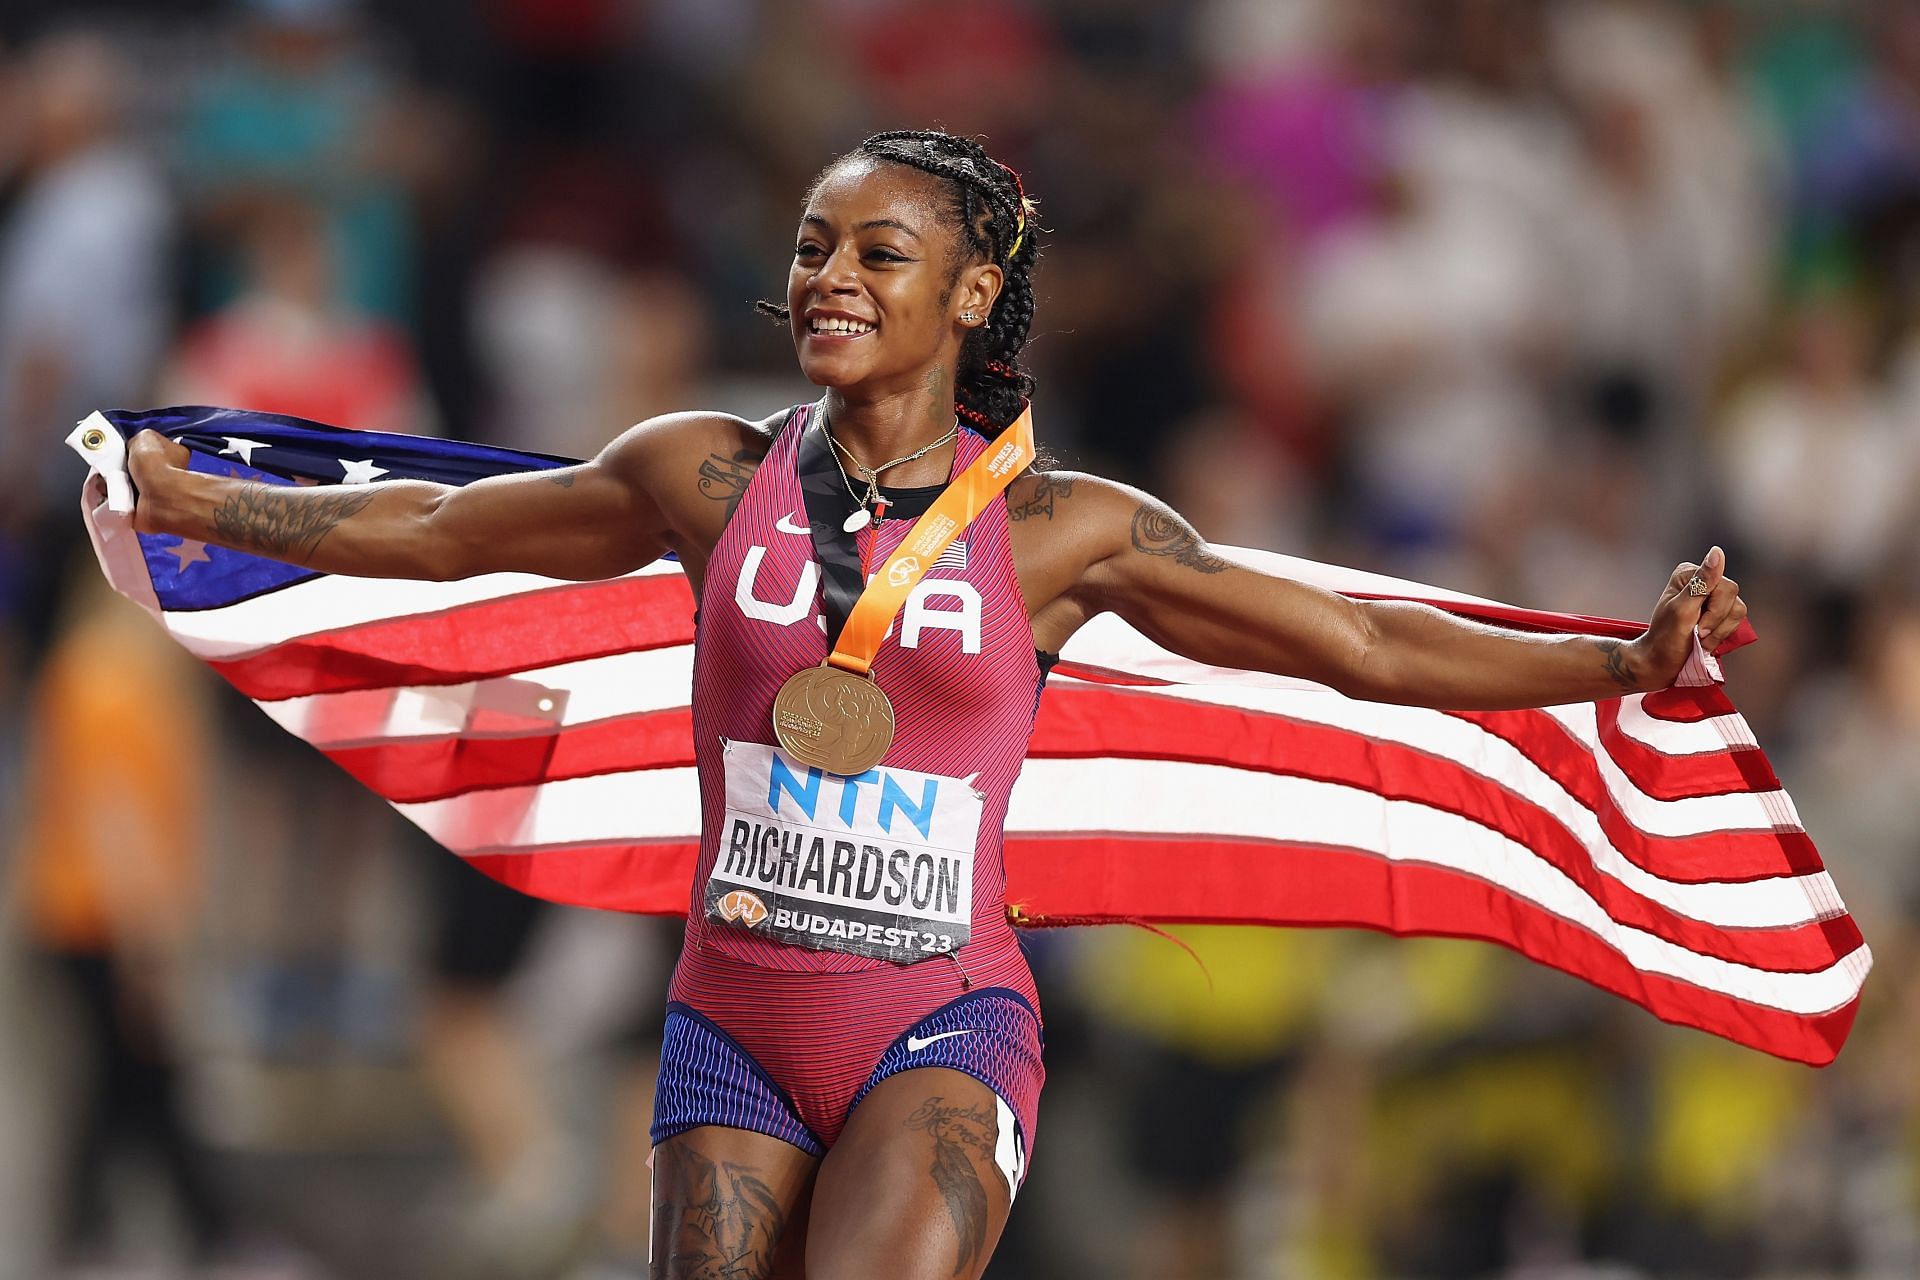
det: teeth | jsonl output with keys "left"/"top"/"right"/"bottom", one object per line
{"left": 811, "top": 317, "right": 875, "bottom": 335}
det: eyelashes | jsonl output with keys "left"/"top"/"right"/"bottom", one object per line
{"left": 793, "top": 244, "right": 913, "bottom": 264}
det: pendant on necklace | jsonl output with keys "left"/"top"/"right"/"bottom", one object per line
{"left": 842, "top": 508, "right": 872, "bottom": 533}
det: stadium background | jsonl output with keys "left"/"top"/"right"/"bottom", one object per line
{"left": 1, "top": 0, "right": 1917, "bottom": 1276}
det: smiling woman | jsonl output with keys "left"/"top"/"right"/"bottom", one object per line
{"left": 758, "top": 130, "right": 1040, "bottom": 446}
{"left": 120, "top": 126, "right": 1751, "bottom": 1280}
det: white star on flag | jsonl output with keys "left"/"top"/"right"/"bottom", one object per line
{"left": 220, "top": 437, "right": 269, "bottom": 465}
{"left": 340, "top": 458, "right": 390, "bottom": 485}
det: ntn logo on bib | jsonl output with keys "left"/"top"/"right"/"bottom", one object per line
{"left": 725, "top": 739, "right": 983, "bottom": 852}
{"left": 708, "top": 740, "right": 984, "bottom": 963}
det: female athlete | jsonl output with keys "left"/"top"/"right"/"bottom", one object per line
{"left": 123, "top": 129, "right": 1747, "bottom": 1279}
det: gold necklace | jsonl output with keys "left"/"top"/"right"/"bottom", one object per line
{"left": 824, "top": 418, "right": 959, "bottom": 532}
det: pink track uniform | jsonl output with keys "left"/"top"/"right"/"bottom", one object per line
{"left": 655, "top": 405, "right": 1046, "bottom": 1164}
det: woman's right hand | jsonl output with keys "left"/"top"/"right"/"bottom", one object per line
{"left": 127, "top": 430, "right": 192, "bottom": 535}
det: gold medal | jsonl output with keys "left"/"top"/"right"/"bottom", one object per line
{"left": 772, "top": 664, "right": 897, "bottom": 775}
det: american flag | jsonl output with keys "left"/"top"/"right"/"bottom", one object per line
{"left": 72, "top": 406, "right": 1869, "bottom": 1066}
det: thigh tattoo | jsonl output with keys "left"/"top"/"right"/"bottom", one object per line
{"left": 652, "top": 1143, "right": 788, "bottom": 1280}
{"left": 903, "top": 1097, "right": 998, "bottom": 1277}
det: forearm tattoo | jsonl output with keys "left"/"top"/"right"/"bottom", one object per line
{"left": 904, "top": 1097, "right": 996, "bottom": 1277}
{"left": 1130, "top": 503, "right": 1231, "bottom": 574}
{"left": 209, "top": 482, "right": 377, "bottom": 565}
{"left": 651, "top": 1143, "right": 787, "bottom": 1280}
{"left": 1009, "top": 474, "right": 1073, "bottom": 522}
{"left": 1593, "top": 638, "right": 1638, "bottom": 691}
{"left": 698, "top": 450, "right": 760, "bottom": 522}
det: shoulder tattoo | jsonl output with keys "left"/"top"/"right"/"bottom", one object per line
{"left": 1009, "top": 473, "right": 1074, "bottom": 522}
{"left": 697, "top": 449, "right": 762, "bottom": 522}
{"left": 1130, "top": 502, "right": 1231, "bottom": 574}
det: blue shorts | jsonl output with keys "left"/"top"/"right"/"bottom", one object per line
{"left": 651, "top": 987, "right": 1042, "bottom": 1194}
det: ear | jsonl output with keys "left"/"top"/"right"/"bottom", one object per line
{"left": 956, "top": 262, "right": 1004, "bottom": 328}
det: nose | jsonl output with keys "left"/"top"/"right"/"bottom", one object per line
{"left": 810, "top": 242, "right": 860, "bottom": 296}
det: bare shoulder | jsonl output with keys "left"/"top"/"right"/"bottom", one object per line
{"left": 1006, "top": 469, "right": 1185, "bottom": 557}
{"left": 596, "top": 408, "right": 791, "bottom": 551}
{"left": 1005, "top": 469, "right": 1138, "bottom": 633}
{"left": 1010, "top": 469, "right": 1238, "bottom": 646}
{"left": 597, "top": 409, "right": 780, "bottom": 480}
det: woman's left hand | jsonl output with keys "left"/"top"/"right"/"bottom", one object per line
{"left": 1629, "top": 546, "right": 1746, "bottom": 690}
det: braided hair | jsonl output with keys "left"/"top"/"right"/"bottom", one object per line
{"left": 760, "top": 130, "right": 1041, "bottom": 435}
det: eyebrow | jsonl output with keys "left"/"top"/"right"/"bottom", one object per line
{"left": 801, "top": 214, "right": 924, "bottom": 242}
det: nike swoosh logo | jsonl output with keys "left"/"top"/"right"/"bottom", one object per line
{"left": 907, "top": 1029, "right": 976, "bottom": 1053}
{"left": 775, "top": 512, "right": 810, "bottom": 535}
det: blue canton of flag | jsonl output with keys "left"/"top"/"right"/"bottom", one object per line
{"left": 99, "top": 406, "right": 576, "bottom": 613}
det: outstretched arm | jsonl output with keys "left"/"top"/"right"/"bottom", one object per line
{"left": 1055, "top": 478, "right": 1744, "bottom": 708}
{"left": 126, "top": 412, "right": 758, "bottom": 582}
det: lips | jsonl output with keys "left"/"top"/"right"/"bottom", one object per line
{"left": 805, "top": 311, "right": 876, "bottom": 338}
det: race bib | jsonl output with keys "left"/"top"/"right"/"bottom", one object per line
{"left": 705, "top": 740, "right": 982, "bottom": 963}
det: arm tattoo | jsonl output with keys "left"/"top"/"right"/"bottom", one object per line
{"left": 1009, "top": 474, "right": 1073, "bottom": 522}
{"left": 904, "top": 1097, "right": 996, "bottom": 1277}
{"left": 1593, "top": 638, "right": 1638, "bottom": 691}
{"left": 651, "top": 1143, "right": 788, "bottom": 1280}
{"left": 1130, "top": 503, "right": 1231, "bottom": 574}
{"left": 210, "top": 482, "right": 377, "bottom": 565}
{"left": 547, "top": 470, "right": 576, "bottom": 488}
{"left": 698, "top": 450, "right": 760, "bottom": 522}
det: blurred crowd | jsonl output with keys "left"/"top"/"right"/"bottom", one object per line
{"left": 1, "top": 0, "right": 1918, "bottom": 1276}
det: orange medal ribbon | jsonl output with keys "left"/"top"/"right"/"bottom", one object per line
{"left": 770, "top": 407, "right": 1035, "bottom": 775}
{"left": 828, "top": 405, "right": 1035, "bottom": 676}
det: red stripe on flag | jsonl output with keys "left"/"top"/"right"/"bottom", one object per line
{"left": 1591, "top": 700, "right": 1782, "bottom": 799}
{"left": 997, "top": 833, "right": 1857, "bottom": 1066}
{"left": 1048, "top": 662, "right": 1173, "bottom": 688}
{"left": 1448, "top": 704, "right": 1817, "bottom": 881}
{"left": 324, "top": 708, "right": 695, "bottom": 802}
{"left": 1638, "top": 685, "right": 1739, "bottom": 724}
{"left": 211, "top": 575, "right": 697, "bottom": 701}
{"left": 464, "top": 839, "right": 699, "bottom": 915}
{"left": 1038, "top": 685, "right": 1818, "bottom": 883}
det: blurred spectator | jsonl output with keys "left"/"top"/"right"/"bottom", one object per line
{"left": 9, "top": 570, "right": 230, "bottom": 1269}
{"left": 1299, "top": 134, "right": 1558, "bottom": 577}
{"left": 1792, "top": 596, "right": 1920, "bottom": 926}
{"left": 1068, "top": 925, "right": 1339, "bottom": 1279}
{"left": 176, "top": 0, "right": 425, "bottom": 322}
{"left": 842, "top": 0, "right": 1055, "bottom": 142}
{"left": 166, "top": 196, "right": 433, "bottom": 433}
{"left": 0, "top": 32, "right": 171, "bottom": 496}
{"left": 471, "top": 155, "right": 711, "bottom": 458}
{"left": 0, "top": 32, "right": 172, "bottom": 663}
{"left": 1191, "top": 0, "right": 1415, "bottom": 248}
{"left": 1715, "top": 289, "right": 1916, "bottom": 597}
